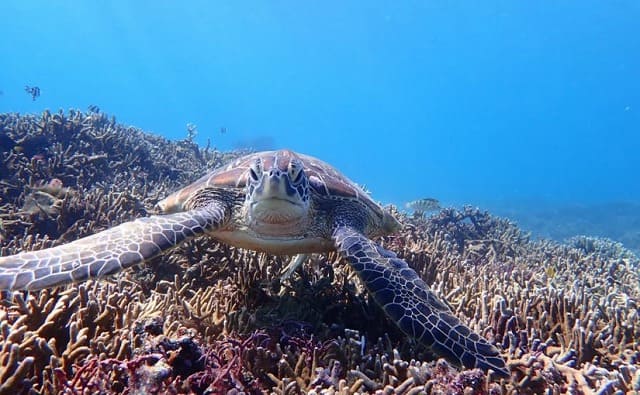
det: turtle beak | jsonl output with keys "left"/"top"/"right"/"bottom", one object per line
{"left": 382, "top": 211, "right": 402, "bottom": 234}
{"left": 256, "top": 171, "right": 300, "bottom": 205}
{"left": 156, "top": 195, "right": 182, "bottom": 213}
{"left": 249, "top": 171, "right": 308, "bottom": 225}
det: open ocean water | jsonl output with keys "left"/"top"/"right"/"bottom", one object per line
{"left": 1, "top": 1, "right": 639, "bottom": 251}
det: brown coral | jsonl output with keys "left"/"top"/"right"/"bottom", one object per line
{"left": 0, "top": 110, "right": 638, "bottom": 394}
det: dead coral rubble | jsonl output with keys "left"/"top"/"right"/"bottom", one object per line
{"left": 0, "top": 110, "right": 639, "bottom": 394}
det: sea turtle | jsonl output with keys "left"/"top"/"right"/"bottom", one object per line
{"left": 0, "top": 149, "right": 509, "bottom": 377}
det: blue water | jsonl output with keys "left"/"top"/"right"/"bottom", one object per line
{"left": 1, "top": 1, "right": 639, "bottom": 212}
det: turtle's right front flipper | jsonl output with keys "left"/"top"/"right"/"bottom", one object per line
{"left": 0, "top": 203, "right": 228, "bottom": 291}
{"left": 333, "top": 226, "right": 509, "bottom": 378}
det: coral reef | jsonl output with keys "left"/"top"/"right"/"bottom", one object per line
{"left": 491, "top": 200, "right": 640, "bottom": 256}
{"left": 0, "top": 110, "right": 639, "bottom": 394}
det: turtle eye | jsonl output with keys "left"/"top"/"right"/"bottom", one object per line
{"left": 288, "top": 160, "right": 305, "bottom": 185}
{"left": 249, "top": 159, "right": 262, "bottom": 182}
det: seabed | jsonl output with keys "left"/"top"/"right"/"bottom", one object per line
{"left": 0, "top": 110, "right": 638, "bottom": 394}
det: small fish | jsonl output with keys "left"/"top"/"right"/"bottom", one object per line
{"left": 25, "top": 85, "right": 41, "bottom": 101}
{"left": 220, "top": 127, "right": 227, "bottom": 134}
{"left": 405, "top": 198, "right": 441, "bottom": 213}
{"left": 34, "top": 178, "right": 69, "bottom": 198}
{"left": 545, "top": 266, "right": 556, "bottom": 279}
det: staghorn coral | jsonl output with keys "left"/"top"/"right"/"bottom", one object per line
{"left": 0, "top": 110, "right": 638, "bottom": 394}
{"left": 387, "top": 208, "right": 640, "bottom": 394}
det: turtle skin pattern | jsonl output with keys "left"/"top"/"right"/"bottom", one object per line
{"left": 333, "top": 225, "right": 510, "bottom": 377}
{"left": 0, "top": 203, "right": 227, "bottom": 291}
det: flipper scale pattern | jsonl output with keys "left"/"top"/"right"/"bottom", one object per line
{"left": 332, "top": 225, "right": 509, "bottom": 377}
{"left": 0, "top": 203, "right": 227, "bottom": 291}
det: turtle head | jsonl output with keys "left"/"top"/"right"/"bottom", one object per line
{"left": 381, "top": 209, "right": 402, "bottom": 234}
{"left": 245, "top": 150, "right": 310, "bottom": 226}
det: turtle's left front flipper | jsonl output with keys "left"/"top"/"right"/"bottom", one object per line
{"left": 0, "top": 203, "right": 228, "bottom": 291}
{"left": 332, "top": 226, "right": 509, "bottom": 378}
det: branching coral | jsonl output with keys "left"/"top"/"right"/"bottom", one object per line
{"left": 0, "top": 110, "right": 638, "bottom": 394}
